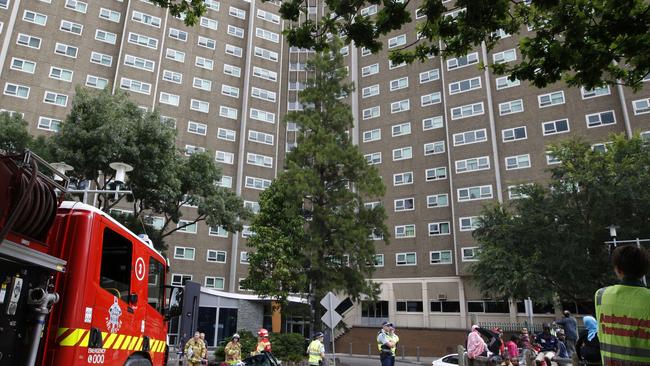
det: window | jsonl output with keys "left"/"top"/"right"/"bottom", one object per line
{"left": 43, "top": 91, "right": 68, "bottom": 107}
{"left": 171, "top": 274, "right": 192, "bottom": 286}
{"left": 451, "top": 102, "right": 484, "bottom": 120}
{"left": 216, "top": 175, "right": 233, "bottom": 188}
{"left": 37, "top": 116, "right": 61, "bottom": 132}
{"left": 209, "top": 226, "right": 229, "bottom": 238}
{"left": 395, "top": 225, "right": 415, "bottom": 238}
{"left": 159, "top": 92, "right": 180, "bottom": 106}
{"left": 224, "top": 64, "right": 241, "bottom": 78}
{"left": 65, "top": 0, "right": 87, "bottom": 13}
{"left": 86, "top": 75, "right": 108, "bottom": 89}
{"left": 184, "top": 145, "right": 205, "bottom": 156}
{"left": 174, "top": 246, "right": 195, "bottom": 260}
{"left": 546, "top": 151, "right": 561, "bottom": 165}
{"left": 499, "top": 99, "right": 524, "bottom": 115}
{"left": 492, "top": 28, "right": 510, "bottom": 39}
{"left": 462, "top": 247, "right": 480, "bottom": 261}
{"left": 391, "top": 99, "right": 410, "bottom": 113}
{"left": 124, "top": 55, "right": 155, "bottom": 72}
{"left": 197, "top": 36, "right": 216, "bottom": 50}
{"left": 495, "top": 75, "right": 520, "bottom": 90}
{"left": 100, "top": 8, "right": 121, "bottom": 22}
{"left": 162, "top": 70, "right": 182, "bottom": 84}
{"left": 396, "top": 301, "right": 423, "bottom": 312}
{"left": 423, "top": 116, "right": 444, "bottom": 130}
{"left": 360, "top": 4, "right": 377, "bottom": 16}
{"left": 364, "top": 152, "right": 381, "bottom": 165}
{"left": 632, "top": 98, "right": 650, "bottom": 115}
{"left": 390, "top": 77, "right": 408, "bottom": 91}
{"left": 23, "top": 10, "right": 47, "bottom": 26}
{"left": 95, "top": 29, "right": 117, "bottom": 44}
{"left": 54, "top": 43, "right": 77, "bottom": 58}
{"left": 240, "top": 252, "right": 250, "bottom": 264}
{"left": 393, "top": 172, "right": 413, "bottom": 186}
{"left": 195, "top": 57, "right": 214, "bottom": 70}
{"left": 425, "top": 167, "right": 447, "bottom": 181}
{"left": 457, "top": 185, "right": 493, "bottom": 202}
{"left": 542, "top": 119, "right": 570, "bottom": 135}
{"left": 430, "top": 301, "right": 462, "bottom": 313}
{"left": 538, "top": 91, "right": 565, "bottom": 108}
{"left": 254, "top": 47, "right": 277, "bottom": 61}
{"left": 428, "top": 222, "right": 450, "bottom": 236}
{"left": 459, "top": 217, "right": 480, "bottom": 231}
{"left": 216, "top": 128, "right": 236, "bottom": 142}
{"left": 426, "top": 194, "right": 448, "bottom": 208}
{"left": 586, "top": 110, "right": 616, "bottom": 128}
{"left": 90, "top": 52, "right": 112, "bottom": 66}
{"left": 453, "top": 129, "right": 487, "bottom": 146}
{"left": 251, "top": 87, "right": 276, "bottom": 102}
{"left": 0, "top": 0, "right": 7, "bottom": 9}
{"left": 131, "top": 10, "right": 159, "bottom": 27}
{"left": 215, "top": 151, "right": 234, "bottom": 165}
{"left": 394, "top": 198, "right": 414, "bottom": 212}
{"left": 249, "top": 108, "right": 275, "bottom": 123}
{"left": 508, "top": 184, "right": 531, "bottom": 200}
{"left": 60, "top": 20, "right": 82, "bottom": 35}
{"left": 430, "top": 250, "right": 452, "bottom": 264}
{"left": 256, "top": 27, "right": 279, "bottom": 42}
{"left": 424, "top": 141, "right": 445, "bottom": 155}
{"left": 447, "top": 52, "right": 479, "bottom": 70}
{"left": 10, "top": 58, "right": 36, "bottom": 74}
{"left": 361, "top": 63, "right": 379, "bottom": 77}
{"left": 190, "top": 99, "right": 209, "bottom": 113}
{"left": 17, "top": 33, "right": 41, "bottom": 49}
{"left": 229, "top": 6, "right": 246, "bottom": 19}
{"left": 389, "top": 59, "right": 406, "bottom": 69}
{"left": 186, "top": 121, "right": 207, "bottom": 136}
{"left": 129, "top": 32, "right": 158, "bottom": 49}
{"left": 248, "top": 130, "right": 274, "bottom": 145}
{"left": 49, "top": 66, "right": 73, "bottom": 82}
{"left": 253, "top": 67, "right": 278, "bottom": 82}
{"left": 228, "top": 25, "right": 245, "bottom": 38}
{"left": 220, "top": 106, "right": 238, "bottom": 120}
{"left": 204, "top": 277, "right": 225, "bottom": 289}
{"left": 362, "top": 106, "right": 380, "bottom": 120}
{"left": 205, "top": 0, "right": 219, "bottom": 11}
{"left": 200, "top": 17, "right": 218, "bottom": 30}
{"left": 455, "top": 156, "right": 490, "bottom": 173}
{"left": 420, "top": 69, "right": 440, "bottom": 83}
{"left": 245, "top": 176, "right": 271, "bottom": 190}
{"left": 388, "top": 34, "right": 406, "bottom": 49}
{"left": 396, "top": 252, "right": 416, "bottom": 266}
{"left": 257, "top": 9, "right": 280, "bottom": 24}
{"left": 221, "top": 85, "right": 239, "bottom": 98}
{"left": 392, "top": 147, "right": 412, "bottom": 161}
{"left": 449, "top": 77, "right": 481, "bottom": 95}
{"left": 502, "top": 126, "right": 527, "bottom": 142}
{"left": 361, "top": 47, "right": 372, "bottom": 57}
{"left": 493, "top": 49, "right": 517, "bottom": 64}
{"left": 247, "top": 153, "right": 273, "bottom": 168}
{"left": 373, "top": 254, "right": 384, "bottom": 267}
{"left": 100, "top": 228, "right": 132, "bottom": 302}
{"left": 165, "top": 48, "right": 185, "bottom": 63}
{"left": 363, "top": 129, "right": 381, "bottom": 142}
{"left": 421, "top": 92, "right": 442, "bottom": 106}
{"left": 581, "top": 86, "right": 610, "bottom": 99}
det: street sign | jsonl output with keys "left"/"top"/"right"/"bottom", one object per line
{"left": 321, "top": 310, "right": 342, "bottom": 329}
{"left": 320, "top": 291, "right": 342, "bottom": 309}
{"left": 320, "top": 291, "right": 342, "bottom": 329}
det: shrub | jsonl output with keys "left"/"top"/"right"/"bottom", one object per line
{"left": 269, "top": 332, "right": 307, "bottom": 362}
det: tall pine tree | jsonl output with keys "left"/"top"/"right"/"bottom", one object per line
{"left": 242, "top": 41, "right": 388, "bottom": 329}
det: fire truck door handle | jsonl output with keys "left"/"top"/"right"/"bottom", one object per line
{"left": 127, "top": 307, "right": 134, "bottom": 314}
{"left": 142, "top": 336, "right": 150, "bottom": 351}
{"left": 88, "top": 327, "right": 103, "bottom": 348}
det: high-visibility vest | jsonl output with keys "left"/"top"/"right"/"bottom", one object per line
{"left": 595, "top": 283, "right": 650, "bottom": 366}
{"left": 377, "top": 331, "right": 399, "bottom": 356}
{"left": 307, "top": 340, "right": 323, "bottom": 365}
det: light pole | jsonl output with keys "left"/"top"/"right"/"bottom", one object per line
{"left": 51, "top": 161, "right": 134, "bottom": 205}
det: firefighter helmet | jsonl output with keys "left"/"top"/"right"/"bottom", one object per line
{"left": 258, "top": 328, "right": 269, "bottom": 337}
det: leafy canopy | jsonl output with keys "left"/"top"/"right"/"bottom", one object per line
{"left": 471, "top": 134, "right": 650, "bottom": 302}
{"left": 242, "top": 41, "right": 388, "bottom": 322}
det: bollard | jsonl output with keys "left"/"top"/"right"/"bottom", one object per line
{"left": 401, "top": 345, "right": 405, "bottom": 360}
{"left": 416, "top": 346, "right": 420, "bottom": 362}
{"left": 368, "top": 343, "right": 372, "bottom": 357}
{"left": 349, "top": 342, "right": 352, "bottom": 356}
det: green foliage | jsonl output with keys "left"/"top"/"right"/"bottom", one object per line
{"left": 471, "top": 133, "right": 650, "bottom": 302}
{"left": 268, "top": 333, "right": 307, "bottom": 362}
{"left": 0, "top": 112, "right": 32, "bottom": 153}
{"left": 242, "top": 39, "right": 388, "bottom": 328}
{"left": 149, "top": 0, "right": 207, "bottom": 27}
{"left": 277, "top": 0, "right": 650, "bottom": 90}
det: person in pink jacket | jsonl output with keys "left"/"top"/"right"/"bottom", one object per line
{"left": 505, "top": 335, "right": 520, "bottom": 365}
{"left": 467, "top": 325, "right": 487, "bottom": 360}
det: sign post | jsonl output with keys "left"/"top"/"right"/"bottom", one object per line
{"left": 320, "top": 292, "right": 342, "bottom": 355}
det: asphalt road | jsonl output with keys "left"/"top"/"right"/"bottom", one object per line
{"left": 336, "top": 354, "right": 436, "bottom": 366}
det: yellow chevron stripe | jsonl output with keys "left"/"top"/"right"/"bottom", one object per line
{"left": 135, "top": 337, "right": 143, "bottom": 351}
{"left": 60, "top": 329, "right": 86, "bottom": 347}
{"left": 113, "top": 334, "right": 125, "bottom": 349}
{"left": 154, "top": 340, "right": 161, "bottom": 353}
{"left": 149, "top": 340, "right": 158, "bottom": 352}
{"left": 57, "top": 328, "right": 69, "bottom": 337}
{"left": 128, "top": 336, "right": 138, "bottom": 350}
{"left": 104, "top": 333, "right": 117, "bottom": 349}
{"left": 121, "top": 336, "right": 132, "bottom": 350}
{"left": 157, "top": 340, "right": 166, "bottom": 352}
{"left": 79, "top": 330, "right": 90, "bottom": 347}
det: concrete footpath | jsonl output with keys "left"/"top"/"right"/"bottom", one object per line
{"left": 334, "top": 353, "right": 437, "bottom": 365}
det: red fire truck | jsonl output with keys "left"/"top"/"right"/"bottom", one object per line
{"left": 0, "top": 151, "right": 182, "bottom": 366}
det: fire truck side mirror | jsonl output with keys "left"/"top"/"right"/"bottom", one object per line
{"left": 129, "top": 293, "right": 138, "bottom": 305}
{"left": 165, "top": 286, "right": 183, "bottom": 319}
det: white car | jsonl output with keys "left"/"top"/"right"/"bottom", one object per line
{"left": 432, "top": 353, "right": 459, "bottom": 366}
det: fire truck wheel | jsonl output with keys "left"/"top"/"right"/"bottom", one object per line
{"left": 124, "top": 353, "right": 152, "bottom": 366}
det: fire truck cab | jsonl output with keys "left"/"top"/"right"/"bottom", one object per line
{"left": 0, "top": 152, "right": 181, "bottom": 366}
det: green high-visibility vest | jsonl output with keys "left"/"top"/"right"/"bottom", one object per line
{"left": 307, "top": 340, "right": 323, "bottom": 365}
{"left": 595, "top": 283, "right": 650, "bottom": 365}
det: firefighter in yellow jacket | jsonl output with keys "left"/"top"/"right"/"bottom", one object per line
{"left": 307, "top": 332, "right": 326, "bottom": 366}
{"left": 225, "top": 333, "right": 243, "bottom": 365}
{"left": 184, "top": 331, "right": 207, "bottom": 366}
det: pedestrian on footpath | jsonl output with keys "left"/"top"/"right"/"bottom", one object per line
{"left": 595, "top": 245, "right": 650, "bottom": 366}
{"left": 307, "top": 332, "right": 326, "bottom": 366}
{"left": 576, "top": 316, "right": 601, "bottom": 366}
{"left": 555, "top": 310, "right": 578, "bottom": 357}
{"left": 184, "top": 331, "right": 207, "bottom": 366}
{"left": 377, "top": 321, "right": 398, "bottom": 366}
